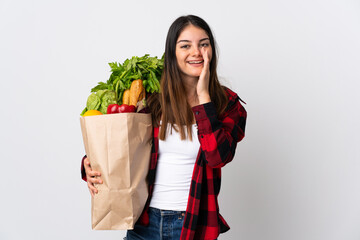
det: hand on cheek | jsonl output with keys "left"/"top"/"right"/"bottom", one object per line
{"left": 197, "top": 48, "right": 211, "bottom": 104}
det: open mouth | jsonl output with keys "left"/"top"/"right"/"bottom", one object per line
{"left": 188, "top": 60, "right": 204, "bottom": 64}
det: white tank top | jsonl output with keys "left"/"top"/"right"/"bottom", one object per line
{"left": 149, "top": 123, "right": 200, "bottom": 211}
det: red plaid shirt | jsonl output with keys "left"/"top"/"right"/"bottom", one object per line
{"left": 81, "top": 87, "right": 247, "bottom": 240}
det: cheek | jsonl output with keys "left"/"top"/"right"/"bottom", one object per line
{"left": 176, "top": 53, "right": 187, "bottom": 66}
{"left": 176, "top": 57, "right": 183, "bottom": 68}
{"left": 177, "top": 50, "right": 184, "bottom": 58}
{"left": 175, "top": 54, "right": 182, "bottom": 67}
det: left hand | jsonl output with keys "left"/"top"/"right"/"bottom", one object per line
{"left": 197, "top": 47, "right": 211, "bottom": 104}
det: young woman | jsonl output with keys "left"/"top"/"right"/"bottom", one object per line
{"left": 82, "top": 15, "right": 247, "bottom": 240}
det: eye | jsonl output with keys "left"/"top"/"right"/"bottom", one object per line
{"left": 180, "top": 45, "right": 190, "bottom": 49}
{"left": 200, "top": 43, "right": 210, "bottom": 48}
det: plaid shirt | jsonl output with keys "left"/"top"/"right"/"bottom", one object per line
{"left": 139, "top": 87, "right": 246, "bottom": 240}
{"left": 81, "top": 87, "right": 247, "bottom": 240}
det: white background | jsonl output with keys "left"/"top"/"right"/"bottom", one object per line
{"left": 1, "top": 0, "right": 359, "bottom": 239}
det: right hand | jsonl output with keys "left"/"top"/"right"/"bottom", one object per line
{"left": 84, "top": 157, "right": 103, "bottom": 197}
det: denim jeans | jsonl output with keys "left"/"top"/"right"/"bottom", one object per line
{"left": 126, "top": 207, "right": 185, "bottom": 240}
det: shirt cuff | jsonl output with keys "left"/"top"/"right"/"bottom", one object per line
{"left": 191, "top": 102, "right": 217, "bottom": 134}
{"left": 191, "top": 102, "right": 216, "bottom": 121}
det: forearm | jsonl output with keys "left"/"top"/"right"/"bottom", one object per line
{"left": 81, "top": 155, "right": 87, "bottom": 181}
{"left": 192, "top": 100, "right": 246, "bottom": 168}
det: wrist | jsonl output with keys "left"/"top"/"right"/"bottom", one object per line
{"left": 198, "top": 93, "right": 211, "bottom": 105}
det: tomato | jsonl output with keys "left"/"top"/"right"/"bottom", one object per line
{"left": 107, "top": 104, "right": 136, "bottom": 114}
{"left": 119, "top": 104, "right": 136, "bottom": 113}
{"left": 107, "top": 104, "right": 120, "bottom": 114}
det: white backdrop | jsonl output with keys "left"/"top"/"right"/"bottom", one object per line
{"left": 1, "top": 0, "right": 359, "bottom": 239}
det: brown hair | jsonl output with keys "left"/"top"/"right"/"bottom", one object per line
{"left": 148, "top": 15, "right": 228, "bottom": 141}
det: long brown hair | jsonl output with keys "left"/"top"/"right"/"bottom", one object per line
{"left": 148, "top": 15, "right": 228, "bottom": 141}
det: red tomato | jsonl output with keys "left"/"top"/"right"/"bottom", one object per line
{"left": 119, "top": 104, "right": 136, "bottom": 113}
{"left": 107, "top": 104, "right": 120, "bottom": 114}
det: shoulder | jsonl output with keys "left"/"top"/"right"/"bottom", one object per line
{"left": 218, "top": 86, "right": 247, "bottom": 122}
{"left": 222, "top": 86, "right": 246, "bottom": 105}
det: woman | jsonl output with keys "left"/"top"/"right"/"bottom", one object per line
{"left": 82, "top": 15, "right": 247, "bottom": 240}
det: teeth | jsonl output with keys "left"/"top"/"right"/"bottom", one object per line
{"left": 188, "top": 61, "right": 203, "bottom": 64}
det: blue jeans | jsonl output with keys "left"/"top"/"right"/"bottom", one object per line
{"left": 126, "top": 207, "right": 185, "bottom": 240}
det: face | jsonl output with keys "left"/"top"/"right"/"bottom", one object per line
{"left": 175, "top": 24, "right": 212, "bottom": 82}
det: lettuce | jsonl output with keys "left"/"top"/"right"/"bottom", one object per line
{"left": 82, "top": 90, "right": 117, "bottom": 115}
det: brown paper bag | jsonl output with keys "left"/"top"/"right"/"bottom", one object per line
{"left": 80, "top": 113, "right": 152, "bottom": 230}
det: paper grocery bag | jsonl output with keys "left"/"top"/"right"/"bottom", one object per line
{"left": 80, "top": 113, "right": 152, "bottom": 230}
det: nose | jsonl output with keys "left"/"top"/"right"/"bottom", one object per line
{"left": 191, "top": 46, "right": 201, "bottom": 56}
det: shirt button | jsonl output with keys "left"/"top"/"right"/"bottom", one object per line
{"left": 195, "top": 111, "right": 199, "bottom": 115}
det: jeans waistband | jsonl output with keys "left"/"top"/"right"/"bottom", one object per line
{"left": 149, "top": 207, "right": 186, "bottom": 216}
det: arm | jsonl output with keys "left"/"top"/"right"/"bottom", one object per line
{"left": 81, "top": 155, "right": 87, "bottom": 182}
{"left": 192, "top": 97, "right": 247, "bottom": 168}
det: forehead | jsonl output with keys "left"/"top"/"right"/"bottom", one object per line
{"left": 177, "top": 25, "right": 209, "bottom": 41}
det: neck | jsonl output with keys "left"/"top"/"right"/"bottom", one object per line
{"left": 183, "top": 77, "right": 199, "bottom": 107}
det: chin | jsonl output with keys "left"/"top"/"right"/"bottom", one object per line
{"left": 180, "top": 69, "right": 202, "bottom": 80}
{"left": 188, "top": 70, "right": 202, "bottom": 77}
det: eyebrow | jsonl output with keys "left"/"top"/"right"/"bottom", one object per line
{"left": 177, "top": 38, "right": 210, "bottom": 44}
